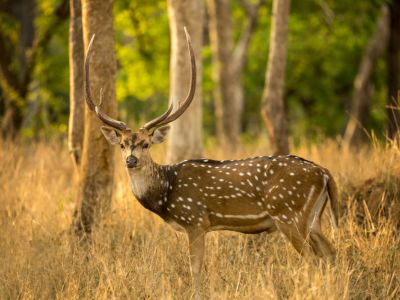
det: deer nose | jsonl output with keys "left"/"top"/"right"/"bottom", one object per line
{"left": 126, "top": 156, "right": 138, "bottom": 168}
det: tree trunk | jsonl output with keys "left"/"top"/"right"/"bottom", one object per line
{"left": 0, "top": 0, "right": 35, "bottom": 139}
{"left": 207, "top": 0, "right": 262, "bottom": 152}
{"left": 166, "top": 0, "right": 204, "bottom": 163}
{"left": 343, "top": 5, "right": 389, "bottom": 147}
{"left": 73, "top": 0, "right": 116, "bottom": 235}
{"left": 207, "top": 0, "right": 239, "bottom": 151}
{"left": 387, "top": 0, "right": 400, "bottom": 139}
{"left": 68, "top": 0, "right": 85, "bottom": 168}
{"left": 260, "top": 0, "right": 290, "bottom": 155}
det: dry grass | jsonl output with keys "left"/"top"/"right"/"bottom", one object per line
{"left": 0, "top": 138, "right": 399, "bottom": 299}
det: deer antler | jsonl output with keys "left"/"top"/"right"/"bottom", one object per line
{"left": 143, "top": 27, "right": 196, "bottom": 130}
{"left": 85, "top": 28, "right": 196, "bottom": 133}
{"left": 85, "top": 34, "right": 131, "bottom": 132}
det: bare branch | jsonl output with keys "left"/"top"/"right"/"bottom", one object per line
{"left": 233, "top": 0, "right": 264, "bottom": 72}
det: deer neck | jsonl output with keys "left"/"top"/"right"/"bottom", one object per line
{"left": 127, "top": 161, "right": 173, "bottom": 215}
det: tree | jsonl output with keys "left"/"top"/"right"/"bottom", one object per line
{"left": 207, "top": 0, "right": 262, "bottom": 152}
{"left": 0, "top": 0, "right": 68, "bottom": 138}
{"left": 72, "top": 0, "right": 116, "bottom": 235}
{"left": 68, "top": 0, "right": 85, "bottom": 168}
{"left": 387, "top": 0, "right": 400, "bottom": 139}
{"left": 260, "top": 0, "right": 290, "bottom": 155}
{"left": 343, "top": 5, "right": 389, "bottom": 147}
{"left": 166, "top": 0, "right": 204, "bottom": 163}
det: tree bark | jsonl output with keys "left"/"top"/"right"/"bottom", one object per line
{"left": 260, "top": 0, "right": 290, "bottom": 155}
{"left": 207, "top": 0, "right": 262, "bottom": 152}
{"left": 387, "top": 0, "right": 400, "bottom": 139}
{"left": 0, "top": 99, "right": 24, "bottom": 138}
{"left": 73, "top": 0, "right": 116, "bottom": 235}
{"left": 166, "top": 0, "right": 204, "bottom": 163}
{"left": 68, "top": 0, "right": 85, "bottom": 168}
{"left": 343, "top": 5, "right": 389, "bottom": 147}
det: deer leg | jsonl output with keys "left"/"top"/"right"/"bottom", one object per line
{"left": 276, "top": 223, "right": 311, "bottom": 256}
{"left": 306, "top": 184, "right": 336, "bottom": 258}
{"left": 187, "top": 229, "right": 205, "bottom": 300}
{"left": 309, "top": 229, "right": 336, "bottom": 258}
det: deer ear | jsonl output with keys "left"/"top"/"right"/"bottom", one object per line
{"left": 151, "top": 126, "right": 170, "bottom": 144}
{"left": 100, "top": 126, "right": 121, "bottom": 145}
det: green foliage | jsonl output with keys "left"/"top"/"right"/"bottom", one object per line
{"left": 244, "top": 0, "right": 386, "bottom": 140}
{"left": 286, "top": 0, "right": 385, "bottom": 139}
{"left": 114, "top": 0, "right": 170, "bottom": 126}
{"left": 29, "top": 23, "right": 69, "bottom": 136}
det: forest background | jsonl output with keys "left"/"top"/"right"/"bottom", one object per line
{"left": 0, "top": 0, "right": 396, "bottom": 144}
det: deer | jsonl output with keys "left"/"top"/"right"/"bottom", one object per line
{"left": 84, "top": 28, "right": 339, "bottom": 298}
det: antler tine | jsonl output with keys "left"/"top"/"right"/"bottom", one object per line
{"left": 85, "top": 34, "right": 130, "bottom": 132}
{"left": 84, "top": 35, "right": 97, "bottom": 113}
{"left": 148, "top": 27, "right": 197, "bottom": 129}
{"left": 143, "top": 102, "right": 174, "bottom": 130}
{"left": 94, "top": 88, "right": 129, "bottom": 131}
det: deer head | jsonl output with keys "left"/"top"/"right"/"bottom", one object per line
{"left": 84, "top": 28, "right": 196, "bottom": 169}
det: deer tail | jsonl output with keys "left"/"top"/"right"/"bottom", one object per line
{"left": 325, "top": 170, "right": 340, "bottom": 229}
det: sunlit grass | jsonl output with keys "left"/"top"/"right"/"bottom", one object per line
{"left": 0, "top": 138, "right": 399, "bottom": 299}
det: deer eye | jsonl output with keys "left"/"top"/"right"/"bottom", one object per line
{"left": 120, "top": 144, "right": 125, "bottom": 150}
{"left": 143, "top": 143, "right": 149, "bottom": 149}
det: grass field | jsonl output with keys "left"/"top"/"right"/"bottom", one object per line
{"left": 0, "top": 138, "right": 399, "bottom": 299}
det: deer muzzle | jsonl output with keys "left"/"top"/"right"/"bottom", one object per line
{"left": 126, "top": 156, "right": 138, "bottom": 168}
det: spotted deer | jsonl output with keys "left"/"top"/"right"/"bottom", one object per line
{"left": 85, "top": 29, "right": 339, "bottom": 297}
